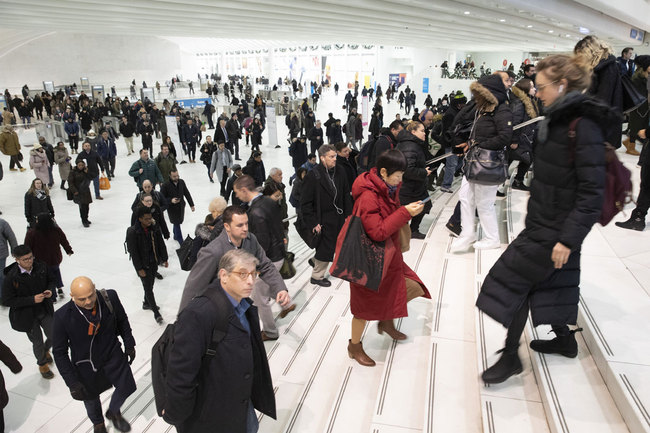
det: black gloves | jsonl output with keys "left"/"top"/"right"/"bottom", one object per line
{"left": 125, "top": 347, "right": 136, "bottom": 365}
{"left": 70, "top": 382, "right": 91, "bottom": 401}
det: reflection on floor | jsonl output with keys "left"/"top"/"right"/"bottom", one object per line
{"left": 0, "top": 86, "right": 648, "bottom": 433}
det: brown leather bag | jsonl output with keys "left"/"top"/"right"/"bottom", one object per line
{"left": 399, "top": 224, "right": 411, "bottom": 252}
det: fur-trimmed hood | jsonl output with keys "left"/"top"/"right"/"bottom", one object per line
{"left": 470, "top": 74, "right": 507, "bottom": 113}
{"left": 510, "top": 86, "right": 539, "bottom": 120}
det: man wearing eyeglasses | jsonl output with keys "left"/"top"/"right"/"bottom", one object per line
{"left": 178, "top": 206, "right": 290, "bottom": 313}
{"left": 164, "top": 249, "right": 276, "bottom": 433}
{"left": 2, "top": 244, "right": 56, "bottom": 379}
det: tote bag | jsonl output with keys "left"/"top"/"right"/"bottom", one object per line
{"left": 329, "top": 207, "right": 394, "bottom": 291}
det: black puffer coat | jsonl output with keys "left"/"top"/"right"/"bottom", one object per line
{"left": 477, "top": 92, "right": 620, "bottom": 328}
{"left": 588, "top": 54, "right": 623, "bottom": 148}
{"left": 396, "top": 129, "right": 429, "bottom": 202}
{"left": 466, "top": 75, "right": 513, "bottom": 151}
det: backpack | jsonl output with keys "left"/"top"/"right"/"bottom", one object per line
{"left": 151, "top": 297, "right": 229, "bottom": 417}
{"left": 568, "top": 117, "right": 633, "bottom": 226}
{"left": 356, "top": 136, "right": 378, "bottom": 174}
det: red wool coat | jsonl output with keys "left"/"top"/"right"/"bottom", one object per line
{"left": 349, "top": 168, "right": 430, "bottom": 321}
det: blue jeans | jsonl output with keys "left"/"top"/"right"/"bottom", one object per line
{"left": 92, "top": 175, "right": 100, "bottom": 198}
{"left": 173, "top": 224, "right": 183, "bottom": 244}
{"left": 442, "top": 151, "right": 460, "bottom": 189}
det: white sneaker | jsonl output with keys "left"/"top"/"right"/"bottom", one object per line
{"left": 474, "top": 239, "right": 500, "bottom": 250}
{"left": 451, "top": 237, "right": 475, "bottom": 253}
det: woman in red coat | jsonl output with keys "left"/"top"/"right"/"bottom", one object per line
{"left": 348, "top": 149, "right": 431, "bottom": 366}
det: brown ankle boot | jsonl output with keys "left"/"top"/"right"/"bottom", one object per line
{"left": 347, "top": 340, "right": 376, "bottom": 366}
{"left": 624, "top": 138, "right": 640, "bottom": 156}
{"left": 377, "top": 320, "right": 407, "bottom": 340}
{"left": 39, "top": 364, "right": 54, "bottom": 379}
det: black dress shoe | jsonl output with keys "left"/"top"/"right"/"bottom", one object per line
{"left": 93, "top": 423, "right": 108, "bottom": 433}
{"left": 410, "top": 231, "right": 426, "bottom": 240}
{"left": 105, "top": 410, "right": 131, "bottom": 432}
{"left": 155, "top": 272, "right": 163, "bottom": 280}
{"left": 82, "top": 221, "right": 90, "bottom": 228}
{"left": 310, "top": 277, "right": 332, "bottom": 287}
{"left": 142, "top": 302, "right": 151, "bottom": 310}
{"left": 615, "top": 216, "right": 646, "bottom": 231}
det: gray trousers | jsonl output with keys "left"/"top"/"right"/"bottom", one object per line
{"left": 311, "top": 258, "right": 329, "bottom": 280}
{"left": 251, "top": 260, "right": 284, "bottom": 338}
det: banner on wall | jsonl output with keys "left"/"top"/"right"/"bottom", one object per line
{"left": 175, "top": 98, "right": 208, "bottom": 108}
{"left": 388, "top": 73, "right": 406, "bottom": 86}
{"left": 266, "top": 106, "right": 277, "bottom": 148}
{"left": 361, "top": 96, "right": 369, "bottom": 127}
{"left": 422, "top": 77, "right": 429, "bottom": 94}
{"left": 364, "top": 75, "right": 371, "bottom": 88}
{"left": 165, "top": 116, "right": 184, "bottom": 160}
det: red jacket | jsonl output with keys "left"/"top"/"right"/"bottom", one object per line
{"left": 348, "top": 168, "right": 430, "bottom": 320}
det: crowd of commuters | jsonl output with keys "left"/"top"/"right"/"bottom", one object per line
{"left": 0, "top": 35, "right": 647, "bottom": 433}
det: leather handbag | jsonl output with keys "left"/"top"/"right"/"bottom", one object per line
{"left": 464, "top": 145, "right": 508, "bottom": 185}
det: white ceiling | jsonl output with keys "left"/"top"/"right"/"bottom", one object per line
{"left": 0, "top": 0, "right": 647, "bottom": 53}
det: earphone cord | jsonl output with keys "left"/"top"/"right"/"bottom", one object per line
{"left": 329, "top": 168, "right": 344, "bottom": 215}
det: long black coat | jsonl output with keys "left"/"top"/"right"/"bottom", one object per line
{"left": 163, "top": 281, "right": 276, "bottom": 433}
{"left": 477, "top": 93, "right": 619, "bottom": 328}
{"left": 52, "top": 289, "right": 136, "bottom": 397}
{"left": 2, "top": 260, "right": 55, "bottom": 332}
{"left": 248, "top": 196, "right": 286, "bottom": 262}
{"left": 588, "top": 54, "right": 623, "bottom": 148}
{"left": 300, "top": 163, "right": 352, "bottom": 262}
{"left": 24, "top": 192, "right": 54, "bottom": 225}
{"left": 68, "top": 168, "right": 93, "bottom": 205}
{"left": 161, "top": 179, "right": 195, "bottom": 225}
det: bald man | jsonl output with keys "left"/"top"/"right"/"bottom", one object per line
{"left": 52, "top": 277, "right": 136, "bottom": 433}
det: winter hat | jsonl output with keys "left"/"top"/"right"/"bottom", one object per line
{"left": 87, "top": 130, "right": 96, "bottom": 136}
{"left": 232, "top": 164, "right": 242, "bottom": 172}
{"left": 477, "top": 74, "right": 507, "bottom": 104}
{"left": 635, "top": 55, "right": 650, "bottom": 71}
{"left": 33, "top": 143, "right": 42, "bottom": 150}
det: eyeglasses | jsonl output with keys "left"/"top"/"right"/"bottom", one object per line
{"left": 18, "top": 255, "right": 34, "bottom": 262}
{"left": 536, "top": 80, "right": 559, "bottom": 90}
{"left": 231, "top": 270, "right": 260, "bottom": 281}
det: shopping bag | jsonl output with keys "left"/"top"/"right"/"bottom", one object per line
{"left": 329, "top": 211, "right": 394, "bottom": 291}
{"left": 99, "top": 175, "right": 111, "bottom": 190}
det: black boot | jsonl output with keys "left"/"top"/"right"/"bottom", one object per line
{"left": 615, "top": 213, "right": 646, "bottom": 231}
{"left": 481, "top": 347, "right": 523, "bottom": 384}
{"left": 105, "top": 410, "right": 131, "bottom": 432}
{"left": 529, "top": 328, "right": 582, "bottom": 358}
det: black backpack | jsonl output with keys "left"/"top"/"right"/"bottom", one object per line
{"left": 356, "top": 136, "right": 378, "bottom": 174}
{"left": 151, "top": 297, "right": 229, "bottom": 417}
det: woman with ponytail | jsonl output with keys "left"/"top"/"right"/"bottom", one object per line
{"left": 477, "top": 54, "right": 621, "bottom": 384}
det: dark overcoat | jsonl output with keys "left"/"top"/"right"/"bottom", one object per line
{"left": 52, "top": 289, "right": 136, "bottom": 398}
{"left": 163, "top": 281, "right": 276, "bottom": 433}
{"left": 477, "top": 93, "right": 620, "bottom": 327}
{"left": 300, "top": 163, "right": 352, "bottom": 262}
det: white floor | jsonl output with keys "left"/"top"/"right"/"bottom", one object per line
{"left": 0, "top": 86, "right": 648, "bottom": 433}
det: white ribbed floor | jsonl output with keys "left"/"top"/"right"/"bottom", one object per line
{"left": 0, "top": 86, "right": 648, "bottom": 433}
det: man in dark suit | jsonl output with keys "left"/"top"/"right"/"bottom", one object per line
{"left": 213, "top": 118, "right": 229, "bottom": 150}
{"left": 52, "top": 276, "right": 136, "bottom": 433}
{"left": 618, "top": 47, "right": 635, "bottom": 78}
{"left": 300, "top": 144, "right": 352, "bottom": 287}
{"left": 181, "top": 118, "right": 200, "bottom": 163}
{"left": 161, "top": 169, "right": 195, "bottom": 245}
{"left": 226, "top": 113, "right": 241, "bottom": 160}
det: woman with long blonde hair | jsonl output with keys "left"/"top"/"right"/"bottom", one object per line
{"left": 574, "top": 35, "right": 624, "bottom": 150}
